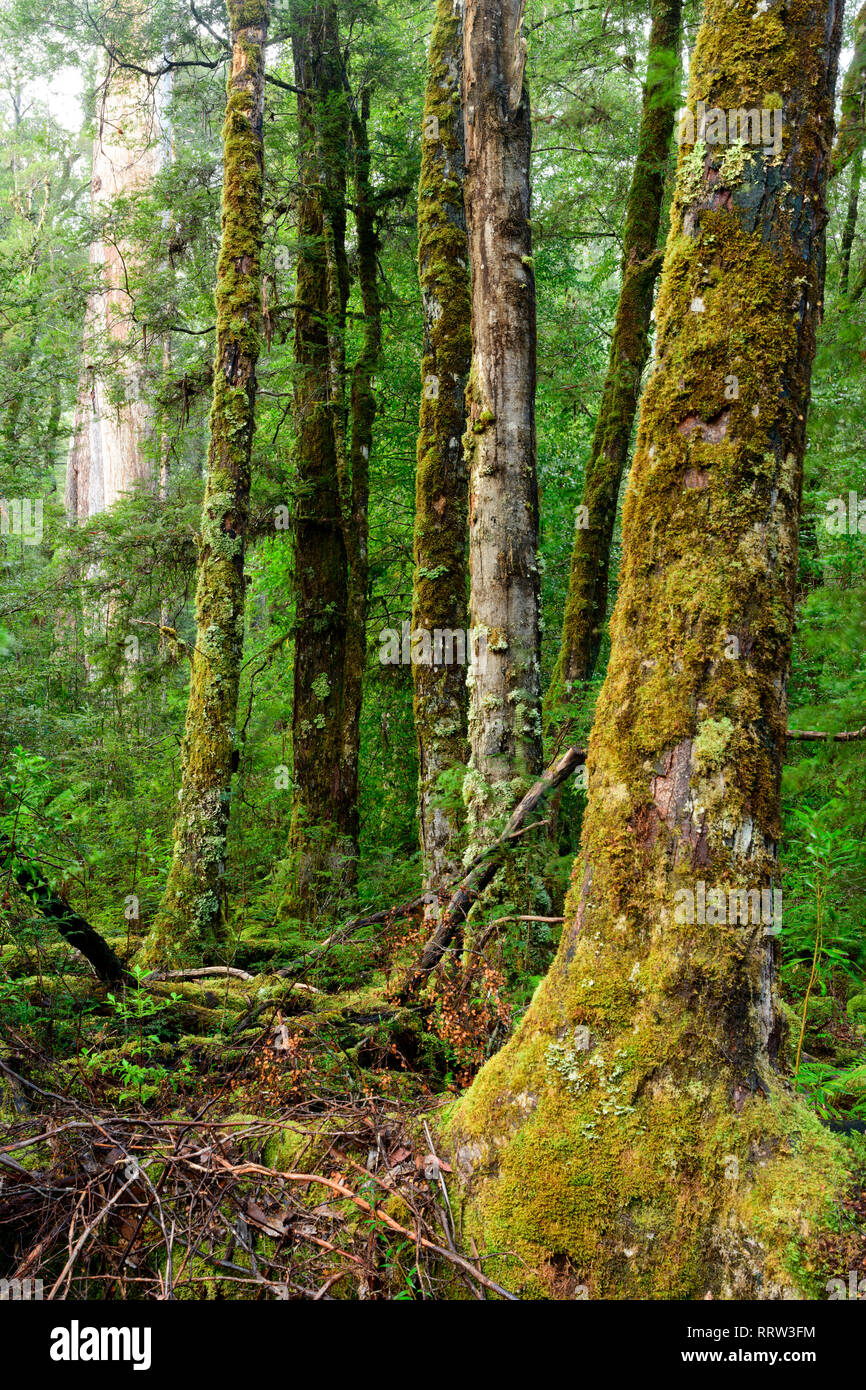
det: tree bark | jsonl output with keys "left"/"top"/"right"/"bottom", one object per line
{"left": 446, "top": 0, "right": 845, "bottom": 1299}
{"left": 462, "top": 0, "right": 542, "bottom": 850}
{"left": 831, "top": 0, "right": 865, "bottom": 176}
{"left": 65, "top": 61, "right": 167, "bottom": 520}
{"left": 411, "top": 0, "right": 472, "bottom": 905}
{"left": 839, "top": 146, "right": 862, "bottom": 294}
{"left": 144, "top": 0, "right": 269, "bottom": 967}
{"left": 546, "top": 0, "right": 681, "bottom": 728}
{"left": 337, "top": 93, "right": 380, "bottom": 881}
{"left": 281, "top": 0, "right": 354, "bottom": 921}
{"left": 279, "top": 5, "right": 380, "bottom": 923}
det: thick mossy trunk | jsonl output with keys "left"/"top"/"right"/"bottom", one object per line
{"left": 281, "top": 1, "right": 354, "bottom": 922}
{"left": 546, "top": 0, "right": 681, "bottom": 728}
{"left": 144, "top": 0, "right": 268, "bottom": 968}
{"left": 411, "top": 0, "right": 472, "bottom": 904}
{"left": 447, "top": 0, "right": 846, "bottom": 1298}
{"left": 280, "top": 5, "right": 380, "bottom": 923}
{"left": 462, "top": 0, "right": 542, "bottom": 851}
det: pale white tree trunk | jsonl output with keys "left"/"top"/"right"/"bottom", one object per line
{"left": 66, "top": 66, "right": 169, "bottom": 518}
{"left": 462, "top": 0, "right": 543, "bottom": 848}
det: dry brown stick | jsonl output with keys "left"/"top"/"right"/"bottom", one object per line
{"left": 398, "top": 743, "right": 586, "bottom": 998}
{"left": 47, "top": 1171, "right": 140, "bottom": 1300}
{"left": 313, "top": 1269, "right": 352, "bottom": 1299}
{"left": 194, "top": 1155, "right": 519, "bottom": 1300}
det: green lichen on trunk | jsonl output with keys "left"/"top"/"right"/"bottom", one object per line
{"left": 281, "top": 0, "right": 355, "bottom": 922}
{"left": 447, "top": 0, "right": 849, "bottom": 1298}
{"left": 546, "top": 0, "right": 681, "bottom": 731}
{"left": 411, "top": 0, "right": 472, "bottom": 903}
{"left": 143, "top": 0, "right": 269, "bottom": 967}
{"left": 839, "top": 145, "right": 862, "bottom": 294}
{"left": 832, "top": 0, "right": 866, "bottom": 175}
{"left": 280, "top": 4, "right": 381, "bottom": 922}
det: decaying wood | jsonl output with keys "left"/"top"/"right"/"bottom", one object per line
{"left": 787, "top": 723, "right": 866, "bottom": 741}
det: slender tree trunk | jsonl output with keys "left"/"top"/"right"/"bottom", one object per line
{"left": 411, "top": 0, "right": 472, "bottom": 905}
{"left": 546, "top": 0, "right": 681, "bottom": 728}
{"left": 447, "top": 0, "right": 845, "bottom": 1298}
{"left": 462, "top": 0, "right": 542, "bottom": 851}
{"left": 144, "top": 0, "right": 269, "bottom": 967}
{"left": 338, "top": 95, "right": 380, "bottom": 872}
{"left": 832, "top": 0, "right": 865, "bottom": 176}
{"left": 65, "top": 62, "right": 167, "bottom": 520}
{"left": 281, "top": 1, "right": 354, "bottom": 921}
{"left": 839, "top": 146, "right": 862, "bottom": 294}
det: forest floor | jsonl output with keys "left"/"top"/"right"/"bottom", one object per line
{"left": 2, "top": 882, "right": 866, "bottom": 1300}
{"left": 0, "top": 892, "right": 529, "bottom": 1300}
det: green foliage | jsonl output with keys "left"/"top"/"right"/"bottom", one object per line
{"left": 0, "top": 4, "right": 864, "bottom": 1278}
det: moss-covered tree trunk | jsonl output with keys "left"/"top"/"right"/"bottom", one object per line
{"left": 144, "top": 0, "right": 268, "bottom": 967}
{"left": 337, "top": 96, "right": 380, "bottom": 878}
{"left": 411, "top": 0, "right": 472, "bottom": 904}
{"left": 447, "top": 0, "right": 846, "bottom": 1298}
{"left": 839, "top": 145, "right": 862, "bottom": 293}
{"left": 280, "top": 7, "right": 381, "bottom": 923}
{"left": 281, "top": 0, "right": 354, "bottom": 921}
{"left": 832, "top": 0, "right": 866, "bottom": 176}
{"left": 546, "top": 0, "right": 681, "bottom": 728}
{"left": 462, "top": 0, "right": 542, "bottom": 849}
{"left": 834, "top": 3, "right": 866, "bottom": 293}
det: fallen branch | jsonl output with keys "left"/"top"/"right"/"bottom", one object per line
{"left": 397, "top": 743, "right": 585, "bottom": 999}
{"left": 198, "top": 1154, "right": 519, "bottom": 1301}
{"left": 787, "top": 724, "right": 866, "bottom": 742}
{"left": 272, "top": 894, "right": 438, "bottom": 979}
{"left": 144, "top": 966, "right": 254, "bottom": 983}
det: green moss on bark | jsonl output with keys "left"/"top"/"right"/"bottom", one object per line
{"left": 446, "top": 0, "right": 849, "bottom": 1298}
{"left": 280, "top": 2, "right": 354, "bottom": 922}
{"left": 547, "top": 0, "right": 681, "bottom": 727}
{"left": 143, "top": 1, "right": 269, "bottom": 968}
{"left": 411, "top": 0, "right": 472, "bottom": 901}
